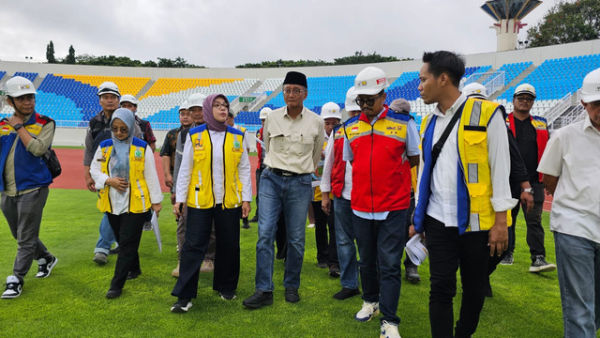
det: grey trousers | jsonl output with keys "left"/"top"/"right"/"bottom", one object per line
{"left": 1, "top": 187, "right": 51, "bottom": 281}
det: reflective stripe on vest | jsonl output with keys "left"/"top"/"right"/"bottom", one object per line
{"left": 186, "top": 126, "right": 244, "bottom": 209}
{"left": 97, "top": 138, "right": 151, "bottom": 214}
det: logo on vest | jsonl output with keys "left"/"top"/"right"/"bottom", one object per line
{"left": 134, "top": 148, "right": 143, "bottom": 160}
{"left": 194, "top": 138, "right": 204, "bottom": 151}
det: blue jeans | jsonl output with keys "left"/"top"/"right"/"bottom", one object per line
{"left": 334, "top": 197, "right": 358, "bottom": 290}
{"left": 94, "top": 214, "right": 117, "bottom": 254}
{"left": 554, "top": 232, "right": 600, "bottom": 338}
{"left": 255, "top": 169, "right": 312, "bottom": 292}
{"left": 353, "top": 209, "right": 408, "bottom": 325}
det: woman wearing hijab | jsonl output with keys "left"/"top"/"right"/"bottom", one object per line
{"left": 170, "top": 94, "right": 252, "bottom": 313}
{"left": 90, "top": 108, "right": 163, "bottom": 299}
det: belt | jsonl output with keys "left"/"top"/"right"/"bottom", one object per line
{"left": 269, "top": 167, "right": 303, "bottom": 177}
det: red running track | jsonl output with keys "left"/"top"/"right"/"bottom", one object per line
{"left": 51, "top": 148, "right": 552, "bottom": 212}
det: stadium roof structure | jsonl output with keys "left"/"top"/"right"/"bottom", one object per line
{"left": 481, "top": 0, "right": 542, "bottom": 21}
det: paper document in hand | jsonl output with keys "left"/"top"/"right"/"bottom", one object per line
{"left": 151, "top": 211, "right": 162, "bottom": 252}
{"left": 405, "top": 234, "right": 428, "bottom": 266}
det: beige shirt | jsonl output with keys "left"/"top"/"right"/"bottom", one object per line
{"left": 3, "top": 114, "right": 56, "bottom": 196}
{"left": 263, "top": 106, "right": 324, "bottom": 174}
{"left": 537, "top": 116, "right": 600, "bottom": 243}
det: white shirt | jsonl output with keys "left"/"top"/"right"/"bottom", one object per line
{"left": 421, "top": 94, "right": 517, "bottom": 227}
{"left": 90, "top": 145, "right": 163, "bottom": 215}
{"left": 176, "top": 130, "right": 252, "bottom": 205}
{"left": 342, "top": 109, "right": 421, "bottom": 220}
{"left": 537, "top": 116, "right": 600, "bottom": 243}
{"left": 320, "top": 135, "right": 352, "bottom": 200}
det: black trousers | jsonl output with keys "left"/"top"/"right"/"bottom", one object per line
{"left": 508, "top": 196, "right": 545, "bottom": 259}
{"left": 276, "top": 211, "right": 287, "bottom": 257}
{"left": 424, "top": 215, "right": 489, "bottom": 338}
{"left": 107, "top": 211, "right": 148, "bottom": 290}
{"left": 312, "top": 201, "right": 338, "bottom": 266}
{"left": 172, "top": 205, "right": 241, "bottom": 299}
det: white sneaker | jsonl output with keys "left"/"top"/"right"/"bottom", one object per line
{"left": 355, "top": 301, "right": 379, "bottom": 322}
{"left": 1, "top": 275, "right": 22, "bottom": 299}
{"left": 380, "top": 320, "right": 401, "bottom": 338}
{"left": 307, "top": 223, "right": 315, "bottom": 228}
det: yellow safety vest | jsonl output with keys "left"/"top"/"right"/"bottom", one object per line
{"left": 186, "top": 125, "right": 245, "bottom": 209}
{"left": 97, "top": 138, "right": 151, "bottom": 214}
{"left": 420, "top": 98, "right": 511, "bottom": 232}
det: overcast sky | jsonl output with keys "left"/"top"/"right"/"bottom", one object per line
{"left": 0, "top": 0, "right": 563, "bottom": 68}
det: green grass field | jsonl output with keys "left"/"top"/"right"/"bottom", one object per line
{"left": 0, "top": 189, "right": 563, "bottom": 337}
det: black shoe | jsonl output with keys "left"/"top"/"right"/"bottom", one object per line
{"left": 106, "top": 289, "right": 122, "bottom": 299}
{"left": 219, "top": 291, "right": 237, "bottom": 300}
{"left": 109, "top": 247, "right": 120, "bottom": 255}
{"left": 242, "top": 221, "right": 250, "bottom": 229}
{"left": 249, "top": 215, "right": 258, "bottom": 223}
{"left": 127, "top": 270, "right": 141, "bottom": 280}
{"left": 317, "top": 262, "right": 328, "bottom": 269}
{"left": 171, "top": 298, "right": 192, "bottom": 313}
{"left": 243, "top": 291, "right": 273, "bottom": 309}
{"left": 285, "top": 288, "right": 300, "bottom": 303}
{"left": 529, "top": 255, "right": 557, "bottom": 273}
{"left": 333, "top": 287, "right": 360, "bottom": 300}
{"left": 405, "top": 266, "right": 421, "bottom": 284}
{"left": 276, "top": 251, "right": 285, "bottom": 260}
{"left": 329, "top": 265, "right": 341, "bottom": 278}
{"left": 35, "top": 256, "right": 58, "bottom": 278}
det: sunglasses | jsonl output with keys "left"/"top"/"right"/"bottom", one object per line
{"left": 111, "top": 126, "right": 128, "bottom": 134}
{"left": 355, "top": 93, "right": 383, "bottom": 107}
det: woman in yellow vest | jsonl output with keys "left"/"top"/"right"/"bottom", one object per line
{"left": 170, "top": 94, "right": 252, "bottom": 313}
{"left": 90, "top": 108, "right": 163, "bottom": 299}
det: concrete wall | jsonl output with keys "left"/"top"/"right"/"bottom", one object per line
{"left": 2, "top": 39, "right": 599, "bottom": 82}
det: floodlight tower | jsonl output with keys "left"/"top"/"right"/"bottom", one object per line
{"left": 481, "top": 0, "right": 542, "bottom": 51}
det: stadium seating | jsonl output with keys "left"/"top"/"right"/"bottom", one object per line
{"left": 56, "top": 74, "right": 150, "bottom": 97}
{"left": 13, "top": 72, "right": 38, "bottom": 82}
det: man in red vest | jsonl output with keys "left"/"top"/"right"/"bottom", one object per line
{"left": 504, "top": 84, "right": 556, "bottom": 273}
{"left": 343, "top": 67, "right": 420, "bottom": 338}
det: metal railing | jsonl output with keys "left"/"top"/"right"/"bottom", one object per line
{"left": 462, "top": 71, "right": 505, "bottom": 97}
{"left": 544, "top": 92, "right": 573, "bottom": 126}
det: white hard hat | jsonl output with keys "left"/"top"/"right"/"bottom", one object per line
{"left": 514, "top": 83, "right": 536, "bottom": 98}
{"left": 581, "top": 67, "right": 600, "bottom": 103}
{"left": 259, "top": 107, "right": 272, "bottom": 120}
{"left": 4, "top": 76, "right": 36, "bottom": 97}
{"left": 353, "top": 66, "right": 389, "bottom": 96}
{"left": 344, "top": 86, "right": 360, "bottom": 112}
{"left": 320, "top": 102, "right": 342, "bottom": 120}
{"left": 187, "top": 93, "right": 206, "bottom": 108}
{"left": 179, "top": 100, "right": 189, "bottom": 111}
{"left": 97, "top": 81, "right": 120, "bottom": 97}
{"left": 463, "top": 82, "right": 488, "bottom": 99}
{"left": 119, "top": 94, "right": 138, "bottom": 105}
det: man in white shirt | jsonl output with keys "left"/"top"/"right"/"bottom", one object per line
{"left": 414, "top": 51, "right": 516, "bottom": 338}
{"left": 538, "top": 67, "right": 600, "bottom": 338}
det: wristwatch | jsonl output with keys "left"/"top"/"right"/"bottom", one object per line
{"left": 523, "top": 187, "right": 533, "bottom": 194}
{"left": 13, "top": 123, "right": 23, "bottom": 131}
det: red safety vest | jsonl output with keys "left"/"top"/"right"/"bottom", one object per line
{"left": 506, "top": 113, "right": 549, "bottom": 182}
{"left": 343, "top": 106, "right": 412, "bottom": 212}
{"left": 330, "top": 125, "right": 346, "bottom": 198}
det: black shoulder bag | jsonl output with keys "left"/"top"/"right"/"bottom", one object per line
{"left": 429, "top": 101, "right": 466, "bottom": 171}
{"left": 43, "top": 148, "right": 62, "bottom": 178}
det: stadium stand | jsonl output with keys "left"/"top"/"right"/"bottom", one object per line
{"left": 1, "top": 39, "right": 599, "bottom": 142}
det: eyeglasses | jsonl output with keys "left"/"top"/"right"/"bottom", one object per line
{"left": 355, "top": 93, "right": 383, "bottom": 107}
{"left": 213, "top": 103, "right": 229, "bottom": 109}
{"left": 283, "top": 88, "right": 306, "bottom": 95}
{"left": 111, "top": 126, "right": 128, "bottom": 134}
{"left": 516, "top": 96, "right": 534, "bottom": 103}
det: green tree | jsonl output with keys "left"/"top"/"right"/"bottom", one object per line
{"left": 46, "top": 41, "right": 56, "bottom": 63}
{"left": 527, "top": 0, "right": 600, "bottom": 48}
{"left": 334, "top": 51, "right": 401, "bottom": 65}
{"left": 64, "top": 45, "right": 76, "bottom": 64}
